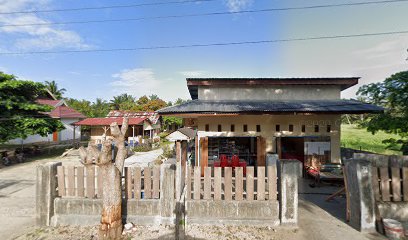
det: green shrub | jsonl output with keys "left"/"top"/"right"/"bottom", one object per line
{"left": 133, "top": 143, "right": 152, "bottom": 152}
{"left": 162, "top": 144, "right": 175, "bottom": 158}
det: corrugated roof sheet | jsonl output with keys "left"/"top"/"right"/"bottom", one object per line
{"left": 157, "top": 99, "right": 383, "bottom": 114}
{"left": 107, "top": 111, "right": 160, "bottom": 124}
{"left": 75, "top": 117, "right": 146, "bottom": 126}
{"left": 36, "top": 99, "right": 62, "bottom": 107}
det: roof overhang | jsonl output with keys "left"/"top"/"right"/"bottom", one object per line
{"left": 187, "top": 77, "right": 359, "bottom": 100}
{"left": 158, "top": 99, "right": 383, "bottom": 116}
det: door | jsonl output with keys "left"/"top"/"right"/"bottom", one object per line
{"left": 52, "top": 132, "right": 58, "bottom": 142}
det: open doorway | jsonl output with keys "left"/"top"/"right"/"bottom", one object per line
{"left": 279, "top": 137, "right": 305, "bottom": 163}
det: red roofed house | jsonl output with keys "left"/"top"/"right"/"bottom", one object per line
{"left": 75, "top": 111, "right": 161, "bottom": 145}
{"left": 8, "top": 97, "right": 86, "bottom": 144}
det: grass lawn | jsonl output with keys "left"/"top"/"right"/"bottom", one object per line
{"left": 341, "top": 124, "right": 402, "bottom": 155}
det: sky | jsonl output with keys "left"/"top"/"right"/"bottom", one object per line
{"left": 0, "top": 0, "right": 407, "bottom": 102}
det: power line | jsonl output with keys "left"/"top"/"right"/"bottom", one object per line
{"left": 1, "top": 29, "right": 408, "bottom": 55}
{"left": 1, "top": 0, "right": 407, "bottom": 28}
{"left": 0, "top": 0, "right": 217, "bottom": 15}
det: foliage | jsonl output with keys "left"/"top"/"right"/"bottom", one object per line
{"left": 0, "top": 72, "right": 65, "bottom": 143}
{"left": 162, "top": 116, "right": 183, "bottom": 129}
{"left": 357, "top": 70, "right": 408, "bottom": 154}
{"left": 109, "top": 93, "right": 135, "bottom": 110}
{"left": 162, "top": 144, "right": 175, "bottom": 158}
{"left": 133, "top": 143, "right": 152, "bottom": 152}
{"left": 341, "top": 124, "right": 402, "bottom": 155}
{"left": 44, "top": 80, "right": 66, "bottom": 99}
{"left": 66, "top": 98, "right": 110, "bottom": 117}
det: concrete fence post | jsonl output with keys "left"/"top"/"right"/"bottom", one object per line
{"left": 279, "top": 159, "right": 301, "bottom": 226}
{"left": 160, "top": 162, "right": 176, "bottom": 220}
{"left": 36, "top": 161, "right": 61, "bottom": 226}
{"left": 343, "top": 159, "right": 376, "bottom": 232}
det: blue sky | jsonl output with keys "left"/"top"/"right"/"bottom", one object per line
{"left": 0, "top": 0, "right": 407, "bottom": 102}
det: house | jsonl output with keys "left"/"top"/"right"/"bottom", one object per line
{"left": 166, "top": 127, "right": 196, "bottom": 142}
{"left": 7, "top": 98, "right": 85, "bottom": 144}
{"left": 75, "top": 111, "right": 161, "bottom": 145}
{"left": 158, "top": 77, "right": 383, "bottom": 169}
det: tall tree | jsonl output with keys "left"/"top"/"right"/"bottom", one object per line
{"left": 44, "top": 80, "right": 66, "bottom": 99}
{"left": 110, "top": 93, "right": 135, "bottom": 110}
{"left": 79, "top": 119, "right": 128, "bottom": 239}
{"left": 357, "top": 70, "right": 408, "bottom": 154}
{"left": 0, "top": 72, "right": 64, "bottom": 142}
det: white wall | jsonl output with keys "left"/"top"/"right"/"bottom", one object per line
{"left": 198, "top": 85, "right": 341, "bottom": 101}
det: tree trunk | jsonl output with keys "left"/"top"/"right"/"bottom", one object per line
{"left": 79, "top": 118, "right": 129, "bottom": 240}
{"left": 98, "top": 164, "right": 122, "bottom": 239}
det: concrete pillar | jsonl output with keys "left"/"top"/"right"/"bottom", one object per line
{"left": 36, "top": 161, "right": 61, "bottom": 226}
{"left": 160, "top": 163, "right": 176, "bottom": 219}
{"left": 343, "top": 159, "right": 376, "bottom": 232}
{"left": 279, "top": 159, "right": 301, "bottom": 226}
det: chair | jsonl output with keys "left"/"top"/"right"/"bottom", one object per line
{"left": 220, "top": 154, "right": 229, "bottom": 168}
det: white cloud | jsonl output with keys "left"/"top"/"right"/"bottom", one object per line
{"left": 111, "top": 68, "right": 161, "bottom": 96}
{"left": 179, "top": 70, "right": 206, "bottom": 77}
{"left": 224, "top": 0, "right": 253, "bottom": 12}
{"left": 0, "top": 0, "right": 89, "bottom": 51}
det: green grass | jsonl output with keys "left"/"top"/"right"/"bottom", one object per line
{"left": 341, "top": 124, "right": 402, "bottom": 155}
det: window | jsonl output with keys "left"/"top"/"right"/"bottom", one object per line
{"left": 256, "top": 125, "right": 261, "bottom": 132}
{"left": 218, "top": 124, "right": 222, "bottom": 132}
{"left": 289, "top": 124, "right": 294, "bottom": 132}
{"left": 243, "top": 124, "right": 248, "bottom": 132}
{"left": 231, "top": 124, "right": 235, "bottom": 132}
{"left": 327, "top": 125, "right": 331, "bottom": 133}
{"left": 276, "top": 124, "right": 280, "bottom": 132}
{"left": 301, "top": 125, "right": 306, "bottom": 133}
{"left": 205, "top": 124, "right": 209, "bottom": 132}
{"left": 314, "top": 125, "right": 319, "bottom": 133}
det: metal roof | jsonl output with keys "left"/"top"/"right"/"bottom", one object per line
{"left": 157, "top": 99, "right": 383, "bottom": 115}
{"left": 186, "top": 77, "right": 359, "bottom": 100}
{"left": 49, "top": 106, "right": 86, "bottom": 119}
{"left": 75, "top": 117, "right": 146, "bottom": 126}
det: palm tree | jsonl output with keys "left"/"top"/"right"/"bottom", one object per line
{"left": 44, "top": 80, "right": 66, "bottom": 99}
{"left": 109, "top": 94, "right": 135, "bottom": 110}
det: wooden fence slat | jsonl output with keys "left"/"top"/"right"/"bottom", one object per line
{"left": 67, "top": 166, "right": 75, "bottom": 196}
{"left": 204, "top": 167, "right": 211, "bottom": 200}
{"left": 246, "top": 167, "right": 254, "bottom": 200}
{"left": 126, "top": 167, "right": 133, "bottom": 199}
{"left": 193, "top": 167, "right": 201, "bottom": 200}
{"left": 224, "top": 167, "right": 232, "bottom": 201}
{"left": 214, "top": 167, "right": 221, "bottom": 200}
{"left": 391, "top": 167, "right": 401, "bottom": 202}
{"left": 134, "top": 167, "right": 141, "bottom": 199}
{"left": 57, "top": 166, "right": 66, "bottom": 197}
{"left": 235, "top": 167, "right": 243, "bottom": 201}
{"left": 372, "top": 167, "right": 380, "bottom": 201}
{"left": 97, "top": 168, "right": 103, "bottom": 198}
{"left": 186, "top": 166, "right": 192, "bottom": 200}
{"left": 77, "top": 166, "right": 84, "bottom": 197}
{"left": 144, "top": 167, "right": 152, "bottom": 199}
{"left": 380, "top": 167, "right": 390, "bottom": 201}
{"left": 268, "top": 166, "right": 277, "bottom": 200}
{"left": 153, "top": 166, "right": 160, "bottom": 199}
{"left": 257, "top": 167, "right": 265, "bottom": 200}
{"left": 403, "top": 168, "right": 408, "bottom": 201}
{"left": 86, "top": 166, "right": 95, "bottom": 198}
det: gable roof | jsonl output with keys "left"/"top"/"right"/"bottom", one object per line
{"left": 177, "top": 127, "right": 196, "bottom": 139}
{"left": 158, "top": 99, "right": 383, "bottom": 115}
{"left": 187, "top": 77, "right": 359, "bottom": 100}
{"left": 36, "top": 99, "right": 66, "bottom": 107}
{"left": 49, "top": 106, "right": 86, "bottom": 119}
{"left": 74, "top": 117, "right": 146, "bottom": 126}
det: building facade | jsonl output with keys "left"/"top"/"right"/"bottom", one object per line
{"left": 158, "top": 78, "right": 383, "bottom": 169}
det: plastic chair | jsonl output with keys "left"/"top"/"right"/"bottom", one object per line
{"left": 231, "top": 155, "right": 240, "bottom": 167}
{"left": 238, "top": 161, "right": 247, "bottom": 176}
{"left": 220, "top": 154, "right": 229, "bottom": 168}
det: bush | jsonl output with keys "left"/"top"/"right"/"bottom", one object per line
{"left": 162, "top": 144, "right": 175, "bottom": 158}
{"left": 159, "top": 132, "right": 170, "bottom": 138}
{"left": 133, "top": 143, "right": 152, "bottom": 152}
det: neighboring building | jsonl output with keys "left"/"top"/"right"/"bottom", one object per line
{"left": 7, "top": 98, "right": 85, "bottom": 144}
{"left": 75, "top": 111, "right": 161, "bottom": 145}
{"left": 166, "top": 127, "right": 196, "bottom": 142}
{"left": 158, "top": 77, "right": 383, "bottom": 169}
